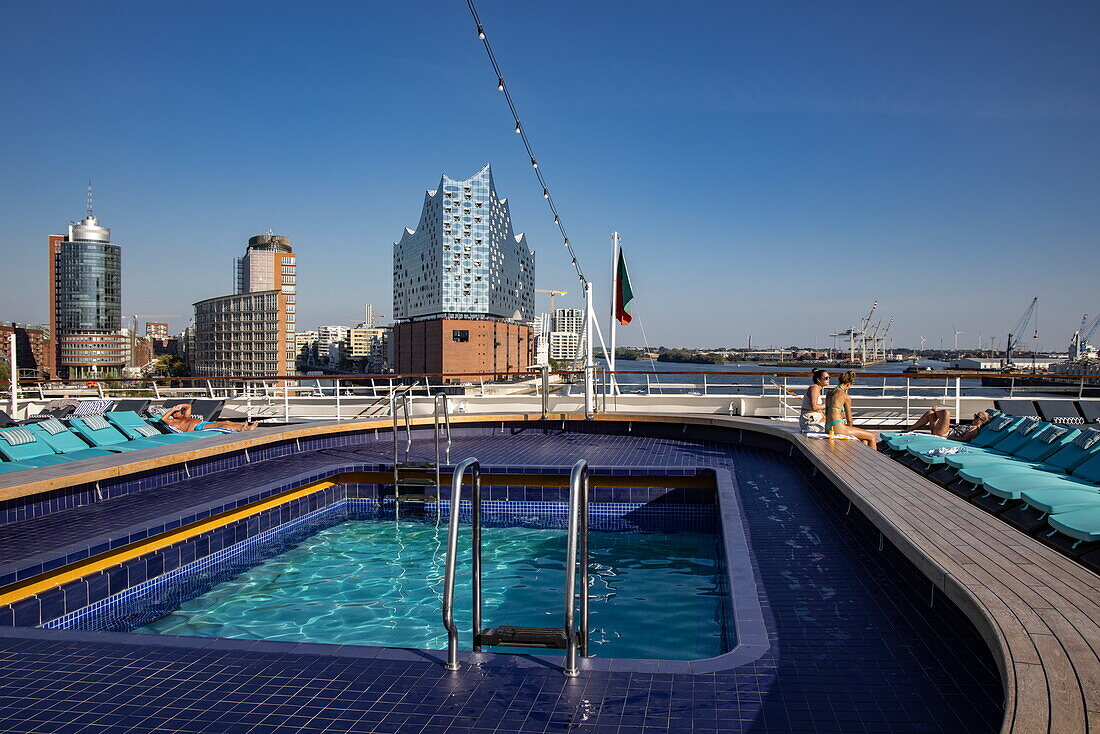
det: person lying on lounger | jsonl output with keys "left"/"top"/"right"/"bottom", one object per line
{"left": 904, "top": 407, "right": 989, "bottom": 442}
{"left": 156, "top": 404, "right": 258, "bottom": 432}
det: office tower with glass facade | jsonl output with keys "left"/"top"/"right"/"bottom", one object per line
{"left": 192, "top": 234, "right": 297, "bottom": 377}
{"left": 48, "top": 204, "right": 125, "bottom": 379}
{"left": 393, "top": 164, "right": 535, "bottom": 377}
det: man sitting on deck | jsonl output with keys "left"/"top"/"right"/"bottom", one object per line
{"left": 903, "top": 406, "right": 989, "bottom": 442}
{"left": 156, "top": 404, "right": 258, "bottom": 433}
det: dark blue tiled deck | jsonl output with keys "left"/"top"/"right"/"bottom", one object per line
{"left": 0, "top": 428, "right": 1003, "bottom": 732}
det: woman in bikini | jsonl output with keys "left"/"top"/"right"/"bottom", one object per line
{"left": 824, "top": 371, "right": 878, "bottom": 449}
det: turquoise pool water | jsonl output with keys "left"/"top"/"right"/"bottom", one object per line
{"left": 137, "top": 517, "right": 732, "bottom": 660}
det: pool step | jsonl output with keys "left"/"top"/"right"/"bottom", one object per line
{"left": 395, "top": 493, "right": 436, "bottom": 504}
{"left": 395, "top": 477, "right": 436, "bottom": 487}
{"left": 477, "top": 626, "right": 569, "bottom": 650}
{"left": 396, "top": 461, "right": 436, "bottom": 470}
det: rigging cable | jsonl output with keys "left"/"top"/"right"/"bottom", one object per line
{"left": 465, "top": 0, "right": 586, "bottom": 285}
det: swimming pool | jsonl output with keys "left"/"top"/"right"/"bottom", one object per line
{"left": 133, "top": 510, "right": 732, "bottom": 659}
{"left": 50, "top": 495, "right": 736, "bottom": 662}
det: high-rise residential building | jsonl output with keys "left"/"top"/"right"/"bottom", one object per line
{"left": 549, "top": 308, "right": 585, "bottom": 362}
{"left": 48, "top": 193, "right": 125, "bottom": 378}
{"left": 316, "top": 325, "right": 350, "bottom": 367}
{"left": 191, "top": 233, "right": 297, "bottom": 377}
{"left": 145, "top": 322, "right": 168, "bottom": 340}
{"left": 295, "top": 330, "right": 319, "bottom": 364}
{"left": 392, "top": 164, "right": 535, "bottom": 377}
{"left": 532, "top": 313, "right": 551, "bottom": 366}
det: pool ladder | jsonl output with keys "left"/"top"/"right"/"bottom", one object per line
{"left": 442, "top": 458, "right": 591, "bottom": 676}
{"left": 390, "top": 391, "right": 452, "bottom": 505}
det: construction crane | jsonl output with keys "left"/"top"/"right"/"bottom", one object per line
{"left": 535, "top": 289, "right": 568, "bottom": 312}
{"left": 1069, "top": 313, "right": 1100, "bottom": 360}
{"left": 1003, "top": 297, "right": 1038, "bottom": 367}
{"left": 346, "top": 304, "right": 385, "bottom": 328}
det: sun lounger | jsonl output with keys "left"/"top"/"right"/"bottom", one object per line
{"left": 67, "top": 416, "right": 169, "bottom": 452}
{"left": 1079, "top": 401, "right": 1100, "bottom": 424}
{"left": 1047, "top": 505, "right": 1100, "bottom": 544}
{"left": 23, "top": 420, "right": 118, "bottom": 461}
{"left": 1035, "top": 400, "right": 1086, "bottom": 425}
{"left": 994, "top": 400, "right": 1040, "bottom": 418}
{"left": 109, "top": 399, "right": 151, "bottom": 414}
{"left": 0, "top": 426, "right": 80, "bottom": 467}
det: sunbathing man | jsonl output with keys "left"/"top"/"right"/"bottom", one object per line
{"left": 799, "top": 369, "right": 830, "bottom": 432}
{"left": 824, "top": 371, "right": 878, "bottom": 449}
{"left": 157, "top": 404, "right": 258, "bottom": 432}
{"left": 905, "top": 407, "right": 989, "bottom": 442}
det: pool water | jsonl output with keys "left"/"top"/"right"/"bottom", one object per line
{"left": 136, "top": 516, "right": 733, "bottom": 660}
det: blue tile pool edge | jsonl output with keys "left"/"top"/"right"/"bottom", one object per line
{"left": 2, "top": 466, "right": 769, "bottom": 675}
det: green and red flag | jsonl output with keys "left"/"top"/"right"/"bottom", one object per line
{"left": 614, "top": 248, "right": 634, "bottom": 325}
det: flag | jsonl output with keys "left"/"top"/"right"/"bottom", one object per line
{"left": 614, "top": 248, "right": 634, "bottom": 325}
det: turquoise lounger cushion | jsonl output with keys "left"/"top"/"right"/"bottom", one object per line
{"left": 68, "top": 417, "right": 167, "bottom": 452}
{"left": 971, "top": 416, "right": 1028, "bottom": 448}
{"left": 1047, "top": 504, "right": 1100, "bottom": 542}
{"left": 0, "top": 461, "right": 39, "bottom": 473}
{"left": 0, "top": 427, "right": 60, "bottom": 463}
{"left": 1020, "top": 487, "right": 1100, "bottom": 515}
{"left": 24, "top": 422, "right": 115, "bottom": 459}
{"left": 982, "top": 473, "right": 1092, "bottom": 500}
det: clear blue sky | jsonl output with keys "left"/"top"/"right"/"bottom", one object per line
{"left": 1, "top": 1, "right": 1097, "bottom": 351}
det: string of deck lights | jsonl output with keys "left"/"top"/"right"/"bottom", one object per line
{"left": 466, "top": 0, "right": 587, "bottom": 285}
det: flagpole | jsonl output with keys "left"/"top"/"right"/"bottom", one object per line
{"left": 609, "top": 232, "right": 619, "bottom": 394}
{"left": 583, "top": 280, "right": 595, "bottom": 416}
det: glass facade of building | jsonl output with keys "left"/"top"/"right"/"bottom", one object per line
{"left": 393, "top": 164, "right": 534, "bottom": 321}
{"left": 192, "top": 291, "right": 281, "bottom": 377}
{"left": 54, "top": 241, "right": 122, "bottom": 333}
{"left": 50, "top": 213, "right": 125, "bottom": 378}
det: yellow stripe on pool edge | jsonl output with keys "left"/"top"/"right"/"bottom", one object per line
{"left": 0, "top": 479, "right": 337, "bottom": 609}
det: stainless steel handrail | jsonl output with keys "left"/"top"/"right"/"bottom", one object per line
{"left": 563, "top": 459, "right": 590, "bottom": 676}
{"left": 442, "top": 457, "right": 480, "bottom": 671}
{"left": 434, "top": 392, "right": 452, "bottom": 512}
{"left": 390, "top": 387, "right": 414, "bottom": 488}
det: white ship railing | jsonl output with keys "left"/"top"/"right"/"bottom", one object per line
{"left": 5, "top": 369, "right": 1100, "bottom": 427}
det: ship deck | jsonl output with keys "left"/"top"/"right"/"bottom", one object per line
{"left": 0, "top": 414, "right": 1094, "bottom": 733}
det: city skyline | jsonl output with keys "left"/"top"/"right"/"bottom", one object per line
{"left": 1, "top": 2, "right": 1097, "bottom": 351}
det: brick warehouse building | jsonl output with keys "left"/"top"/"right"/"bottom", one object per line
{"left": 394, "top": 317, "right": 532, "bottom": 378}
{"left": 392, "top": 164, "right": 534, "bottom": 378}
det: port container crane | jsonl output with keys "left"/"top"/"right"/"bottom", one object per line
{"left": 1069, "top": 313, "right": 1100, "bottom": 360}
{"left": 1003, "top": 297, "right": 1038, "bottom": 367}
